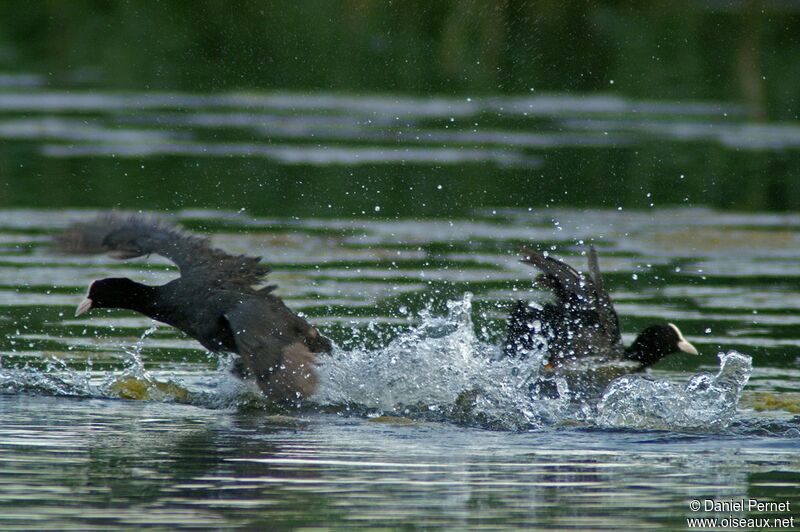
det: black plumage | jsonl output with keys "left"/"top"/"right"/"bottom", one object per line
{"left": 504, "top": 246, "right": 698, "bottom": 371}
{"left": 56, "top": 213, "right": 331, "bottom": 402}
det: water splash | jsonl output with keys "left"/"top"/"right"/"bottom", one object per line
{"left": 118, "top": 324, "right": 158, "bottom": 378}
{"left": 0, "top": 325, "right": 198, "bottom": 403}
{"left": 316, "top": 295, "right": 754, "bottom": 432}
{"left": 0, "top": 294, "right": 755, "bottom": 432}
{"left": 596, "top": 351, "right": 752, "bottom": 430}
{"left": 315, "top": 293, "right": 569, "bottom": 430}
{"left": 0, "top": 359, "right": 93, "bottom": 397}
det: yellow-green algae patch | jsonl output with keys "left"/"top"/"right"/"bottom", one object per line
{"left": 109, "top": 377, "right": 190, "bottom": 402}
{"left": 745, "top": 392, "right": 800, "bottom": 414}
{"left": 368, "top": 415, "right": 417, "bottom": 425}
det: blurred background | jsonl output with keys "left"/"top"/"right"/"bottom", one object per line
{"left": 0, "top": 0, "right": 798, "bottom": 216}
{"left": 1, "top": 6, "right": 799, "bottom": 528}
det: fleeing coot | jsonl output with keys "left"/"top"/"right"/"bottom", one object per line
{"left": 56, "top": 213, "right": 332, "bottom": 402}
{"left": 504, "top": 246, "right": 698, "bottom": 371}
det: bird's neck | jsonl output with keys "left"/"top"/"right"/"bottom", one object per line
{"left": 111, "top": 282, "right": 162, "bottom": 318}
{"left": 112, "top": 281, "right": 207, "bottom": 342}
{"left": 623, "top": 343, "right": 646, "bottom": 363}
{"left": 623, "top": 337, "right": 662, "bottom": 368}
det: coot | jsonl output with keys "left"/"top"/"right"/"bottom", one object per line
{"left": 504, "top": 246, "right": 698, "bottom": 370}
{"left": 56, "top": 213, "right": 332, "bottom": 402}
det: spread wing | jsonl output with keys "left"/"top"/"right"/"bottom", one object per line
{"left": 521, "top": 247, "right": 584, "bottom": 304}
{"left": 515, "top": 246, "right": 623, "bottom": 359}
{"left": 587, "top": 246, "right": 621, "bottom": 346}
{"left": 55, "top": 213, "right": 270, "bottom": 289}
{"left": 224, "top": 299, "right": 322, "bottom": 402}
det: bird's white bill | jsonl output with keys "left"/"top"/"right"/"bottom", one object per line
{"left": 677, "top": 340, "right": 699, "bottom": 355}
{"left": 669, "top": 323, "right": 699, "bottom": 355}
{"left": 75, "top": 298, "right": 93, "bottom": 316}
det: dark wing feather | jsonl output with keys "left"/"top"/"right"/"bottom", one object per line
{"left": 503, "top": 300, "right": 549, "bottom": 358}
{"left": 224, "top": 299, "right": 321, "bottom": 402}
{"left": 521, "top": 247, "right": 583, "bottom": 303}
{"left": 512, "top": 246, "right": 622, "bottom": 363}
{"left": 55, "top": 213, "right": 270, "bottom": 288}
{"left": 587, "top": 246, "right": 622, "bottom": 347}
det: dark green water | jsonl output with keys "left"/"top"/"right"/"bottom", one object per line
{"left": 1, "top": 2, "right": 799, "bottom": 530}
{"left": 1, "top": 1, "right": 799, "bottom": 215}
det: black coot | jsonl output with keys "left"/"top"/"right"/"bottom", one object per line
{"left": 57, "top": 213, "right": 332, "bottom": 402}
{"left": 504, "top": 246, "right": 698, "bottom": 370}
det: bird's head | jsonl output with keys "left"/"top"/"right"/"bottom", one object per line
{"left": 626, "top": 323, "right": 699, "bottom": 367}
{"left": 75, "top": 278, "right": 145, "bottom": 316}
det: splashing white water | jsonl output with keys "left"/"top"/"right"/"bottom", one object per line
{"left": 315, "top": 293, "right": 569, "bottom": 429}
{"left": 316, "top": 294, "right": 753, "bottom": 431}
{"left": 596, "top": 351, "right": 752, "bottom": 430}
{"left": 0, "top": 293, "right": 754, "bottom": 432}
{"left": 116, "top": 324, "right": 158, "bottom": 378}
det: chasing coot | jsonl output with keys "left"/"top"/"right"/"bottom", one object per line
{"left": 56, "top": 213, "right": 332, "bottom": 402}
{"left": 504, "top": 246, "right": 698, "bottom": 371}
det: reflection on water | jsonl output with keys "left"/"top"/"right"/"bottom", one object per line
{"left": 0, "top": 396, "right": 796, "bottom": 530}
{"left": 1, "top": 87, "right": 799, "bottom": 214}
{"left": 42, "top": 142, "right": 541, "bottom": 168}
